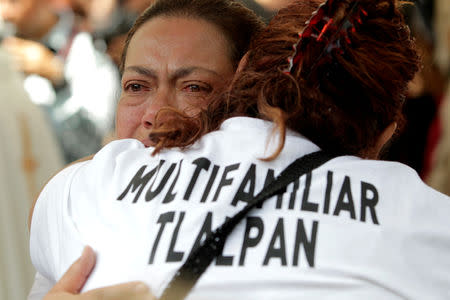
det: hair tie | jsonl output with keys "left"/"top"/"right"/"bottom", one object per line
{"left": 283, "top": 0, "right": 368, "bottom": 75}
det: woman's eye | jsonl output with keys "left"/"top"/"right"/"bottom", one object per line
{"left": 187, "top": 84, "right": 200, "bottom": 92}
{"left": 127, "top": 83, "right": 143, "bottom": 92}
{"left": 183, "top": 83, "right": 212, "bottom": 94}
{"left": 123, "top": 81, "right": 151, "bottom": 93}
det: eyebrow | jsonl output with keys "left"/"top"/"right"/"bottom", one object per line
{"left": 123, "top": 65, "right": 222, "bottom": 81}
{"left": 123, "top": 66, "right": 157, "bottom": 78}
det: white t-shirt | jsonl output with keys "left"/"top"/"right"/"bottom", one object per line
{"left": 30, "top": 117, "right": 450, "bottom": 300}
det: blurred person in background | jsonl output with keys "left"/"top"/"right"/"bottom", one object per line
{"left": 0, "top": 46, "right": 63, "bottom": 300}
{"left": 433, "top": 0, "right": 450, "bottom": 75}
{"left": 425, "top": 0, "right": 450, "bottom": 195}
{"left": 382, "top": 0, "right": 447, "bottom": 177}
{"left": 0, "top": 0, "right": 121, "bottom": 164}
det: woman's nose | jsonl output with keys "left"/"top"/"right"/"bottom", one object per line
{"left": 141, "top": 89, "right": 172, "bottom": 129}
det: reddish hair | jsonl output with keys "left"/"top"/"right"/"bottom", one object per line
{"left": 151, "top": 0, "right": 420, "bottom": 159}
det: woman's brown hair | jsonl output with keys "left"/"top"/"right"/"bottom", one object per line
{"left": 151, "top": 0, "right": 420, "bottom": 159}
{"left": 119, "top": 0, "right": 265, "bottom": 74}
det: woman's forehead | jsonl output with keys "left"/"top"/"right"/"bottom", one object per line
{"left": 130, "top": 15, "right": 229, "bottom": 51}
{"left": 125, "top": 16, "right": 234, "bottom": 74}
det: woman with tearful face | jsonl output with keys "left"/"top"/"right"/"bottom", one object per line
{"left": 28, "top": 0, "right": 263, "bottom": 299}
{"left": 116, "top": 10, "right": 242, "bottom": 146}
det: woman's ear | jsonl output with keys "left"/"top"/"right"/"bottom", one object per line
{"left": 236, "top": 51, "right": 250, "bottom": 74}
{"left": 229, "top": 51, "right": 250, "bottom": 89}
{"left": 373, "top": 122, "right": 397, "bottom": 159}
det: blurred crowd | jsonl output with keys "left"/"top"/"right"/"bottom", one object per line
{"left": 0, "top": 0, "right": 449, "bottom": 298}
{"left": 383, "top": 0, "right": 450, "bottom": 194}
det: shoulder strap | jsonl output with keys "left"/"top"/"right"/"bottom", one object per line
{"left": 160, "top": 150, "right": 336, "bottom": 300}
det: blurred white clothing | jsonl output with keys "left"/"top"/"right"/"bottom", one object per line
{"left": 0, "top": 47, "right": 63, "bottom": 300}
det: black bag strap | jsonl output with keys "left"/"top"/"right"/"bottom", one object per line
{"left": 160, "top": 150, "right": 335, "bottom": 300}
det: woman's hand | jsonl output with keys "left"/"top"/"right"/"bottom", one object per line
{"left": 2, "top": 37, "right": 64, "bottom": 85}
{"left": 43, "top": 246, "right": 155, "bottom": 300}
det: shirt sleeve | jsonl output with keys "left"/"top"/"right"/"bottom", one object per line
{"left": 29, "top": 162, "right": 87, "bottom": 282}
{"left": 29, "top": 139, "right": 145, "bottom": 284}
